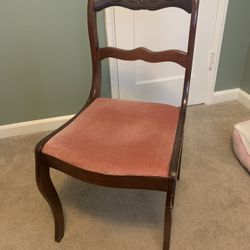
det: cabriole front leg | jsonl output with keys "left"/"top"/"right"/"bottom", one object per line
{"left": 35, "top": 157, "right": 64, "bottom": 242}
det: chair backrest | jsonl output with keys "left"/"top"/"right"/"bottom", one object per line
{"left": 87, "top": 0, "right": 199, "bottom": 110}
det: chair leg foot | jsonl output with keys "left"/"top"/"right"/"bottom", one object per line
{"left": 36, "top": 160, "right": 64, "bottom": 242}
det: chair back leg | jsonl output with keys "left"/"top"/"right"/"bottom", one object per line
{"left": 177, "top": 138, "right": 184, "bottom": 181}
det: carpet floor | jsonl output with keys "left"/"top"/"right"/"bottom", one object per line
{"left": 0, "top": 101, "right": 250, "bottom": 250}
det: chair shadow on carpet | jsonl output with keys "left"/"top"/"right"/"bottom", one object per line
{"left": 57, "top": 176, "right": 166, "bottom": 226}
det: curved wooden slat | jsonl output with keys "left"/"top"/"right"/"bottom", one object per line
{"left": 94, "top": 0, "right": 192, "bottom": 13}
{"left": 98, "top": 47, "right": 187, "bottom": 67}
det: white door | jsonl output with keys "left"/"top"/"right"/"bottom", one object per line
{"left": 105, "top": 1, "right": 224, "bottom": 106}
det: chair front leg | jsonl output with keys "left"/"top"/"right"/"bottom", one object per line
{"left": 163, "top": 180, "right": 176, "bottom": 250}
{"left": 35, "top": 156, "right": 64, "bottom": 242}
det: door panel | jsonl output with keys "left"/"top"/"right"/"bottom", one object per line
{"left": 112, "top": 0, "right": 219, "bottom": 106}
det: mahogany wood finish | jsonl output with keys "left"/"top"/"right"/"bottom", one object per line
{"left": 98, "top": 47, "right": 187, "bottom": 67}
{"left": 35, "top": 0, "right": 199, "bottom": 249}
{"left": 94, "top": 0, "right": 192, "bottom": 13}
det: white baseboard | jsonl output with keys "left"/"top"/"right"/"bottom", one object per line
{"left": 238, "top": 89, "right": 250, "bottom": 109}
{"left": 0, "top": 114, "right": 74, "bottom": 139}
{"left": 1, "top": 89, "right": 249, "bottom": 139}
{"left": 212, "top": 88, "right": 250, "bottom": 109}
{"left": 212, "top": 88, "right": 239, "bottom": 104}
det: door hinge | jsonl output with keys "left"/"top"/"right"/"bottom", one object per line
{"left": 209, "top": 52, "right": 215, "bottom": 71}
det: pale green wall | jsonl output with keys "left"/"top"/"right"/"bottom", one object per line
{"left": 0, "top": 0, "right": 110, "bottom": 125}
{"left": 241, "top": 43, "right": 250, "bottom": 94}
{"left": 215, "top": 0, "right": 250, "bottom": 91}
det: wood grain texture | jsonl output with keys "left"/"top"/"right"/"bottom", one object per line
{"left": 44, "top": 155, "right": 173, "bottom": 192}
{"left": 98, "top": 47, "right": 187, "bottom": 67}
{"left": 94, "top": 0, "right": 192, "bottom": 13}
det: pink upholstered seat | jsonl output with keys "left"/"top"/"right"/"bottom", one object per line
{"left": 42, "top": 98, "right": 180, "bottom": 178}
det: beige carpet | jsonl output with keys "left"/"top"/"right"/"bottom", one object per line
{"left": 0, "top": 101, "right": 250, "bottom": 250}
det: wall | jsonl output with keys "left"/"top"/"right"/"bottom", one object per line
{"left": 240, "top": 43, "right": 250, "bottom": 94}
{"left": 0, "top": 0, "right": 110, "bottom": 126}
{"left": 1, "top": 0, "right": 249, "bottom": 126}
{"left": 215, "top": 0, "right": 250, "bottom": 91}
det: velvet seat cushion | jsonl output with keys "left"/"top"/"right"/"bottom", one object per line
{"left": 42, "top": 98, "right": 180, "bottom": 178}
{"left": 233, "top": 120, "right": 250, "bottom": 173}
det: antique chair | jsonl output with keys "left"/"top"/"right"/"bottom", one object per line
{"left": 35, "top": 0, "right": 199, "bottom": 249}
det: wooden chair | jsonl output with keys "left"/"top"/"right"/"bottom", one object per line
{"left": 35, "top": 0, "right": 199, "bottom": 249}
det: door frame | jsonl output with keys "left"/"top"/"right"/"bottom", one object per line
{"left": 104, "top": 0, "right": 229, "bottom": 104}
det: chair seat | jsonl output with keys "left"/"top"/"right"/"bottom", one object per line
{"left": 42, "top": 98, "right": 180, "bottom": 178}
